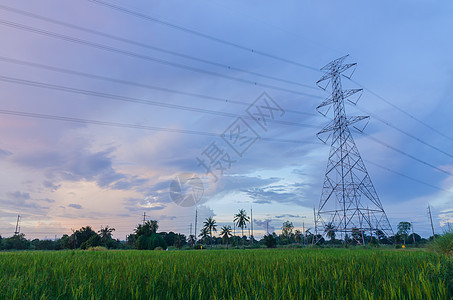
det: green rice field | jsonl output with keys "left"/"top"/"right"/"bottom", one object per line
{"left": 0, "top": 248, "right": 451, "bottom": 299}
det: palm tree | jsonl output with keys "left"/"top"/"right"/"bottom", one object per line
{"left": 199, "top": 227, "right": 209, "bottom": 245}
{"left": 220, "top": 225, "right": 233, "bottom": 249}
{"left": 203, "top": 216, "right": 217, "bottom": 249}
{"left": 188, "top": 234, "right": 196, "bottom": 247}
{"left": 135, "top": 220, "right": 159, "bottom": 238}
{"left": 234, "top": 209, "right": 250, "bottom": 249}
{"left": 304, "top": 228, "right": 312, "bottom": 245}
{"left": 294, "top": 229, "right": 302, "bottom": 245}
{"left": 99, "top": 225, "right": 115, "bottom": 243}
{"left": 325, "top": 222, "right": 336, "bottom": 245}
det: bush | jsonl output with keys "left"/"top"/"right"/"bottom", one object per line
{"left": 135, "top": 234, "right": 167, "bottom": 250}
{"left": 430, "top": 231, "right": 453, "bottom": 257}
{"left": 3, "top": 234, "right": 30, "bottom": 250}
{"left": 86, "top": 246, "right": 108, "bottom": 251}
{"left": 263, "top": 233, "right": 277, "bottom": 248}
{"left": 80, "top": 235, "right": 102, "bottom": 250}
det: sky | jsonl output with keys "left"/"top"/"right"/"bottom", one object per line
{"left": 0, "top": 1, "right": 452, "bottom": 240}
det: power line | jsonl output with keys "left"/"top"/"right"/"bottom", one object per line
{"left": 0, "top": 18, "right": 321, "bottom": 98}
{"left": 364, "top": 159, "right": 452, "bottom": 194}
{"left": 87, "top": 0, "right": 321, "bottom": 72}
{"left": 26, "top": 1, "right": 448, "bottom": 147}
{"left": 179, "top": 0, "right": 453, "bottom": 147}
{"left": 4, "top": 6, "right": 446, "bottom": 151}
{"left": 355, "top": 103, "right": 453, "bottom": 159}
{"left": 364, "top": 133, "right": 453, "bottom": 177}
{"left": 351, "top": 78, "right": 453, "bottom": 144}
{"left": 0, "top": 56, "right": 319, "bottom": 118}
{"left": 0, "top": 74, "right": 321, "bottom": 130}
{"left": 0, "top": 108, "right": 320, "bottom": 144}
{"left": 0, "top": 4, "right": 318, "bottom": 91}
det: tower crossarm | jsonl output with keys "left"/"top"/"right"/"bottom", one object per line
{"left": 317, "top": 116, "right": 369, "bottom": 142}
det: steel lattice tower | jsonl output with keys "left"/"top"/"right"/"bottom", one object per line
{"left": 315, "top": 55, "right": 393, "bottom": 243}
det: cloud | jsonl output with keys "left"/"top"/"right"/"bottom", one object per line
{"left": 195, "top": 205, "right": 216, "bottom": 220}
{"left": 275, "top": 214, "right": 304, "bottom": 219}
{"left": 60, "top": 148, "right": 121, "bottom": 184}
{"left": 14, "top": 146, "right": 150, "bottom": 192}
{"left": 0, "top": 1, "right": 452, "bottom": 240}
{"left": 43, "top": 181, "right": 61, "bottom": 192}
{"left": 39, "top": 198, "right": 55, "bottom": 203}
{"left": 111, "top": 177, "right": 149, "bottom": 191}
{"left": 0, "top": 191, "right": 52, "bottom": 213}
{"left": 68, "top": 203, "right": 82, "bottom": 209}
{"left": 124, "top": 197, "right": 167, "bottom": 212}
{"left": 158, "top": 215, "right": 177, "bottom": 221}
{"left": 254, "top": 218, "right": 275, "bottom": 233}
{"left": 215, "top": 175, "right": 281, "bottom": 196}
{"left": 14, "top": 151, "right": 65, "bottom": 170}
{"left": 292, "top": 169, "right": 308, "bottom": 176}
{"left": 0, "top": 148, "right": 12, "bottom": 157}
{"left": 243, "top": 186, "right": 310, "bottom": 206}
{"left": 439, "top": 210, "right": 453, "bottom": 226}
{"left": 8, "top": 191, "right": 30, "bottom": 200}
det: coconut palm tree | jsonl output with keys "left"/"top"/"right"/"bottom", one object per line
{"left": 325, "top": 222, "right": 336, "bottom": 245}
{"left": 98, "top": 225, "right": 115, "bottom": 243}
{"left": 188, "top": 234, "right": 196, "bottom": 247}
{"left": 203, "top": 216, "right": 217, "bottom": 249}
{"left": 234, "top": 209, "right": 250, "bottom": 249}
{"left": 294, "top": 229, "right": 302, "bottom": 245}
{"left": 199, "top": 227, "right": 209, "bottom": 245}
{"left": 220, "top": 225, "right": 233, "bottom": 249}
{"left": 135, "top": 220, "right": 158, "bottom": 238}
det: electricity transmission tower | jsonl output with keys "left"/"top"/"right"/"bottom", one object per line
{"left": 14, "top": 214, "right": 21, "bottom": 236}
{"left": 315, "top": 55, "right": 393, "bottom": 243}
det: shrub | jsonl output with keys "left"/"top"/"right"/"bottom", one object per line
{"left": 87, "top": 246, "right": 108, "bottom": 251}
{"left": 135, "top": 234, "right": 167, "bottom": 250}
{"left": 430, "top": 231, "right": 453, "bottom": 257}
{"left": 80, "top": 234, "right": 102, "bottom": 250}
{"left": 263, "top": 233, "right": 277, "bottom": 248}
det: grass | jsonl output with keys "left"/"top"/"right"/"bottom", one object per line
{"left": 0, "top": 248, "right": 451, "bottom": 299}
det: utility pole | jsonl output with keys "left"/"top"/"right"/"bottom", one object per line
{"left": 194, "top": 208, "right": 198, "bottom": 243}
{"left": 14, "top": 215, "right": 21, "bottom": 236}
{"left": 188, "top": 223, "right": 193, "bottom": 247}
{"left": 266, "top": 220, "right": 269, "bottom": 235}
{"left": 448, "top": 222, "right": 451, "bottom": 232}
{"left": 233, "top": 222, "right": 236, "bottom": 237}
{"left": 302, "top": 222, "right": 305, "bottom": 246}
{"left": 411, "top": 222, "right": 416, "bottom": 244}
{"left": 313, "top": 207, "right": 317, "bottom": 245}
{"left": 248, "top": 227, "right": 251, "bottom": 246}
{"left": 428, "top": 205, "right": 435, "bottom": 240}
{"left": 250, "top": 207, "right": 254, "bottom": 245}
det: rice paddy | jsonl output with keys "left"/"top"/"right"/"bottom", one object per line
{"left": 0, "top": 248, "right": 451, "bottom": 299}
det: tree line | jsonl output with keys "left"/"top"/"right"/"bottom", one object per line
{"left": 0, "top": 209, "right": 438, "bottom": 251}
